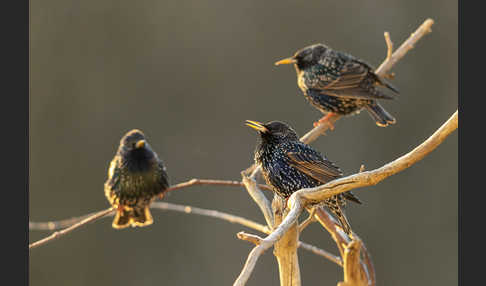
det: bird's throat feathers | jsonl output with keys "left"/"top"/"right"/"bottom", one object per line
{"left": 255, "top": 133, "right": 283, "bottom": 164}
{"left": 120, "top": 148, "right": 157, "bottom": 174}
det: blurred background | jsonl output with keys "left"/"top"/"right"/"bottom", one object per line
{"left": 30, "top": 1, "right": 457, "bottom": 285}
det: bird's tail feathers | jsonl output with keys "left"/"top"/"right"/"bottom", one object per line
{"left": 112, "top": 207, "right": 153, "bottom": 229}
{"left": 328, "top": 204, "right": 352, "bottom": 235}
{"left": 365, "top": 102, "right": 396, "bottom": 127}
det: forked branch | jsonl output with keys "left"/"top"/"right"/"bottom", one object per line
{"left": 234, "top": 109, "right": 456, "bottom": 286}
{"left": 236, "top": 18, "right": 436, "bottom": 286}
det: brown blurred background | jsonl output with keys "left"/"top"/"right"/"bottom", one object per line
{"left": 29, "top": 1, "right": 457, "bottom": 285}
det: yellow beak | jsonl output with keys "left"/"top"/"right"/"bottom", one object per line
{"left": 135, "top": 140, "right": 146, "bottom": 149}
{"left": 274, "top": 57, "right": 297, "bottom": 66}
{"left": 245, "top": 120, "right": 268, "bottom": 133}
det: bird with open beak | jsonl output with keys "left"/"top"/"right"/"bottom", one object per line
{"left": 245, "top": 120, "right": 361, "bottom": 235}
{"left": 104, "top": 129, "right": 169, "bottom": 229}
{"left": 275, "top": 43, "right": 399, "bottom": 128}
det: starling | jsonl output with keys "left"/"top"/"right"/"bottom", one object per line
{"left": 275, "top": 43, "right": 399, "bottom": 128}
{"left": 104, "top": 129, "right": 169, "bottom": 229}
{"left": 246, "top": 120, "right": 361, "bottom": 234}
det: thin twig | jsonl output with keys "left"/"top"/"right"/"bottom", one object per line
{"left": 313, "top": 207, "right": 349, "bottom": 258}
{"left": 152, "top": 202, "right": 271, "bottom": 234}
{"left": 384, "top": 32, "right": 393, "bottom": 60}
{"left": 242, "top": 173, "right": 274, "bottom": 228}
{"left": 375, "top": 18, "right": 434, "bottom": 76}
{"left": 383, "top": 32, "right": 395, "bottom": 80}
{"left": 29, "top": 207, "right": 115, "bottom": 249}
{"left": 156, "top": 201, "right": 341, "bottom": 266}
{"left": 298, "top": 241, "right": 342, "bottom": 267}
{"left": 30, "top": 212, "right": 104, "bottom": 231}
{"left": 298, "top": 207, "right": 316, "bottom": 232}
{"left": 355, "top": 233, "right": 376, "bottom": 286}
{"left": 359, "top": 164, "right": 365, "bottom": 173}
{"left": 237, "top": 232, "right": 263, "bottom": 245}
{"left": 164, "top": 178, "right": 272, "bottom": 194}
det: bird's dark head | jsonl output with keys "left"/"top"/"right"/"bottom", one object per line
{"left": 245, "top": 120, "right": 299, "bottom": 143}
{"left": 117, "top": 129, "right": 157, "bottom": 172}
{"left": 275, "top": 44, "right": 329, "bottom": 70}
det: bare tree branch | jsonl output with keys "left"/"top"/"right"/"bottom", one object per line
{"left": 299, "top": 113, "right": 342, "bottom": 145}
{"left": 237, "top": 231, "right": 343, "bottom": 267}
{"left": 338, "top": 238, "right": 368, "bottom": 286}
{"left": 272, "top": 196, "right": 302, "bottom": 286}
{"left": 237, "top": 232, "right": 263, "bottom": 245}
{"left": 299, "top": 18, "right": 434, "bottom": 147}
{"left": 298, "top": 207, "right": 316, "bottom": 232}
{"left": 30, "top": 212, "right": 103, "bottom": 231}
{"left": 313, "top": 205, "right": 375, "bottom": 285}
{"left": 233, "top": 198, "right": 304, "bottom": 286}
{"left": 234, "top": 18, "right": 437, "bottom": 286}
{"left": 152, "top": 202, "right": 271, "bottom": 234}
{"left": 30, "top": 17, "right": 439, "bottom": 286}
{"left": 375, "top": 18, "right": 434, "bottom": 75}
{"left": 30, "top": 178, "right": 273, "bottom": 231}
{"left": 164, "top": 178, "right": 272, "bottom": 195}
{"left": 30, "top": 201, "right": 340, "bottom": 266}
{"left": 234, "top": 109, "right": 456, "bottom": 285}
{"left": 242, "top": 173, "right": 274, "bottom": 228}
{"left": 313, "top": 208, "right": 349, "bottom": 257}
{"left": 358, "top": 234, "right": 376, "bottom": 286}
{"left": 29, "top": 207, "right": 115, "bottom": 249}
{"left": 298, "top": 110, "right": 457, "bottom": 203}
{"left": 298, "top": 241, "right": 343, "bottom": 267}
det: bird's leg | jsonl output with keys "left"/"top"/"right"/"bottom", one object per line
{"left": 313, "top": 112, "right": 337, "bottom": 130}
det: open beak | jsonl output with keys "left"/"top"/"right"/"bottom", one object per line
{"left": 135, "top": 140, "right": 146, "bottom": 149}
{"left": 245, "top": 120, "right": 268, "bottom": 133}
{"left": 274, "top": 57, "right": 297, "bottom": 66}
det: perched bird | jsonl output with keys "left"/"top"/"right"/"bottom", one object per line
{"left": 104, "top": 129, "right": 169, "bottom": 229}
{"left": 275, "top": 43, "right": 399, "bottom": 128}
{"left": 246, "top": 120, "right": 361, "bottom": 234}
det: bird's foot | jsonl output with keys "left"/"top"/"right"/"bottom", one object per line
{"left": 313, "top": 113, "right": 336, "bottom": 130}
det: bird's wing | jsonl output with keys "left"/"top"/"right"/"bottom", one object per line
{"left": 287, "top": 150, "right": 363, "bottom": 205}
{"left": 342, "top": 191, "right": 363, "bottom": 205}
{"left": 287, "top": 150, "right": 343, "bottom": 184}
{"left": 104, "top": 157, "right": 121, "bottom": 204}
{"left": 313, "top": 60, "right": 397, "bottom": 100}
{"left": 157, "top": 161, "right": 170, "bottom": 189}
{"left": 325, "top": 60, "right": 370, "bottom": 89}
{"left": 352, "top": 58, "right": 400, "bottom": 94}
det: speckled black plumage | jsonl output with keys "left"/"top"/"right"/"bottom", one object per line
{"left": 276, "top": 43, "right": 399, "bottom": 127}
{"left": 246, "top": 120, "right": 361, "bottom": 234}
{"left": 104, "top": 129, "right": 169, "bottom": 229}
